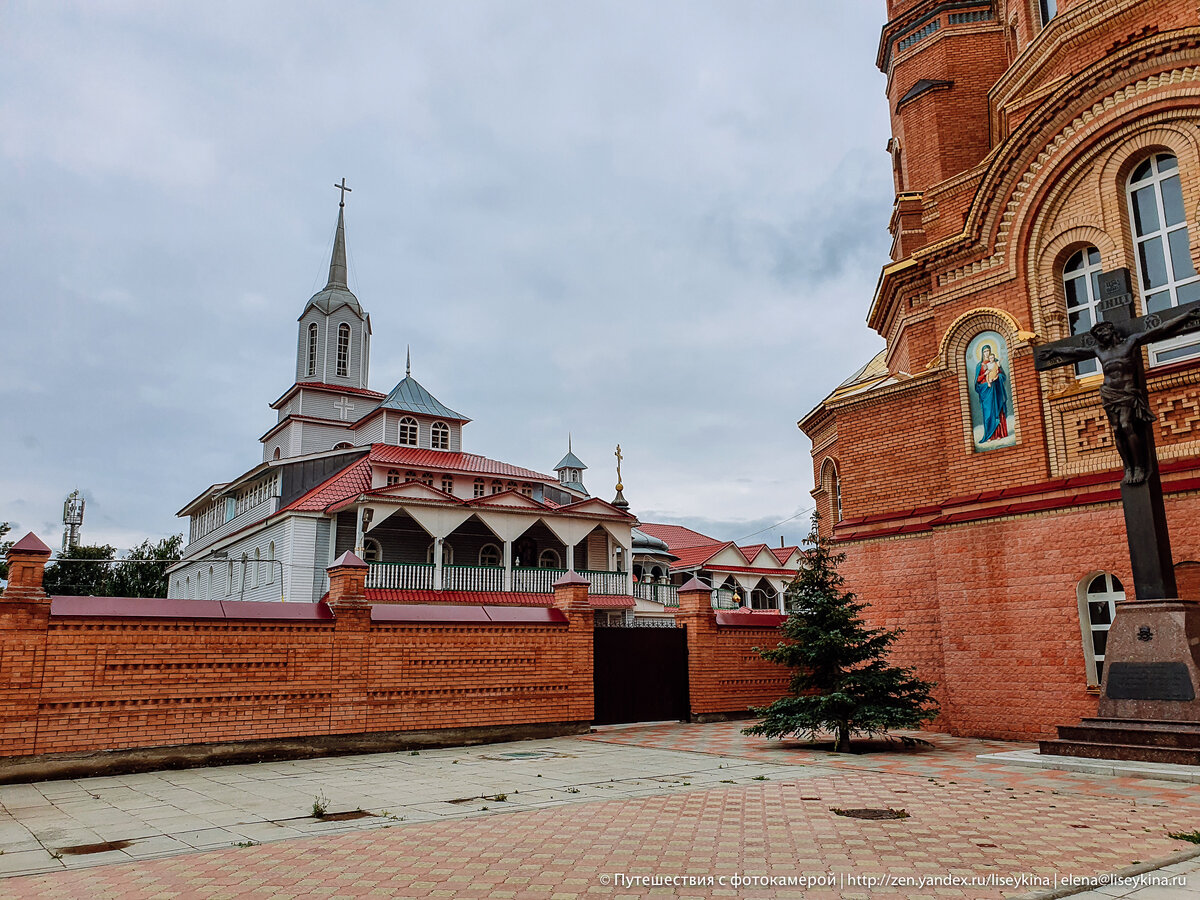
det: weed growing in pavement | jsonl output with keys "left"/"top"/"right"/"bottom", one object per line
{"left": 565, "top": 787, "right": 580, "bottom": 794}
{"left": 409, "top": 750, "right": 420, "bottom": 756}
{"left": 720, "top": 780, "right": 735, "bottom": 784}
{"left": 752, "top": 775, "right": 768, "bottom": 781}
{"left": 379, "top": 810, "right": 406, "bottom": 821}
{"left": 234, "top": 840, "right": 260, "bottom": 848}
{"left": 312, "top": 792, "right": 329, "bottom": 818}
{"left": 491, "top": 793, "right": 508, "bottom": 802}
{"left": 1169, "top": 830, "right": 1200, "bottom": 844}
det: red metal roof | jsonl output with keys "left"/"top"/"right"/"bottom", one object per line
{"left": 771, "top": 547, "right": 799, "bottom": 563}
{"left": 364, "top": 589, "right": 553, "bottom": 606}
{"left": 738, "top": 543, "right": 768, "bottom": 563}
{"left": 280, "top": 458, "right": 373, "bottom": 513}
{"left": 704, "top": 563, "right": 797, "bottom": 577}
{"left": 589, "top": 595, "right": 636, "bottom": 608}
{"left": 637, "top": 523, "right": 720, "bottom": 549}
{"left": 369, "top": 445, "right": 555, "bottom": 481}
{"left": 668, "top": 543, "right": 729, "bottom": 569}
{"left": 270, "top": 381, "right": 388, "bottom": 409}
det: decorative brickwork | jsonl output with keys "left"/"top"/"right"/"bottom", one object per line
{"left": 803, "top": 1, "right": 1200, "bottom": 740}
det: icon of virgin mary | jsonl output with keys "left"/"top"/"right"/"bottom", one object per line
{"left": 974, "top": 342, "right": 1009, "bottom": 442}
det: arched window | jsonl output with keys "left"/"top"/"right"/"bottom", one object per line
{"left": 420, "top": 472, "right": 434, "bottom": 486}
{"left": 822, "top": 460, "right": 843, "bottom": 522}
{"left": 538, "top": 548, "right": 561, "bottom": 569}
{"left": 1128, "top": 154, "right": 1200, "bottom": 364}
{"left": 333, "top": 441, "right": 353, "bottom": 450}
{"left": 185, "top": 576, "right": 191, "bottom": 596}
{"left": 254, "top": 548, "right": 261, "bottom": 588}
{"left": 473, "top": 478, "right": 485, "bottom": 498}
{"left": 431, "top": 421, "right": 450, "bottom": 450}
{"left": 240, "top": 553, "right": 249, "bottom": 594}
{"left": 491, "top": 479, "right": 503, "bottom": 494}
{"left": 398, "top": 417, "right": 418, "bottom": 446}
{"left": 363, "top": 538, "right": 382, "bottom": 563}
{"left": 209, "top": 566, "right": 215, "bottom": 600}
{"left": 306, "top": 323, "right": 318, "bottom": 377}
{"left": 336, "top": 323, "right": 351, "bottom": 376}
{"left": 1078, "top": 572, "right": 1124, "bottom": 685}
{"left": 1062, "top": 247, "right": 1104, "bottom": 376}
{"left": 479, "top": 544, "right": 502, "bottom": 567}
{"left": 386, "top": 469, "right": 401, "bottom": 486}
{"left": 520, "top": 483, "right": 533, "bottom": 497}
{"left": 441, "top": 475, "right": 454, "bottom": 494}
{"left": 273, "top": 447, "right": 282, "bottom": 460}
{"left": 426, "top": 541, "right": 453, "bottom": 565}
{"left": 226, "top": 561, "right": 234, "bottom": 596}
{"left": 268, "top": 542, "right": 275, "bottom": 584}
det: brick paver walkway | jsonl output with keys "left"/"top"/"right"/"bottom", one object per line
{"left": 2, "top": 722, "right": 1198, "bottom": 898}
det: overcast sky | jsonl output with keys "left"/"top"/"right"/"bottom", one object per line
{"left": 1, "top": 1, "right": 891, "bottom": 554}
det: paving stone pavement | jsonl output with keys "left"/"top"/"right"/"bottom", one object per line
{"left": 0, "top": 721, "right": 1197, "bottom": 898}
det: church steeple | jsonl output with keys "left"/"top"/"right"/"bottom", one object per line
{"left": 294, "top": 182, "right": 371, "bottom": 389}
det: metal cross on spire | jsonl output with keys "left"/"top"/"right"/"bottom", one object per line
{"left": 334, "top": 178, "right": 352, "bottom": 208}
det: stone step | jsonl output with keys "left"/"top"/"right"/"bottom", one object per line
{"left": 1057, "top": 724, "right": 1200, "bottom": 749}
{"left": 1039, "top": 739, "right": 1200, "bottom": 766}
{"left": 1078, "top": 717, "right": 1200, "bottom": 733}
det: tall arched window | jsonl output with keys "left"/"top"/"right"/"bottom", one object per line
{"left": 426, "top": 542, "right": 453, "bottom": 565}
{"left": 227, "top": 561, "right": 233, "bottom": 596}
{"left": 431, "top": 421, "right": 450, "bottom": 450}
{"left": 209, "top": 566, "right": 215, "bottom": 600}
{"left": 822, "top": 460, "right": 843, "bottom": 522}
{"left": 398, "top": 417, "right": 418, "bottom": 446}
{"left": 1063, "top": 247, "right": 1104, "bottom": 376}
{"left": 1128, "top": 154, "right": 1200, "bottom": 364}
{"left": 273, "top": 447, "right": 281, "bottom": 460}
{"left": 336, "top": 323, "right": 351, "bottom": 376}
{"left": 306, "top": 323, "right": 318, "bottom": 377}
{"left": 1078, "top": 572, "right": 1125, "bottom": 685}
{"left": 386, "top": 469, "right": 401, "bottom": 485}
{"left": 473, "top": 478, "right": 485, "bottom": 498}
{"left": 268, "top": 542, "right": 275, "bottom": 584}
{"left": 254, "top": 548, "right": 261, "bottom": 588}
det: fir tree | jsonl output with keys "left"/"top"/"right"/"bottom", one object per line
{"left": 743, "top": 516, "right": 939, "bottom": 752}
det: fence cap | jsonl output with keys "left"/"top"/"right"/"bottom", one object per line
{"left": 10, "top": 533, "right": 52, "bottom": 556}
{"left": 552, "top": 569, "right": 590, "bottom": 587}
{"left": 677, "top": 576, "right": 708, "bottom": 593}
{"left": 329, "top": 550, "right": 368, "bottom": 570}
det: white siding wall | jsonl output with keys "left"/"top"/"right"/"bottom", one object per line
{"left": 169, "top": 519, "right": 293, "bottom": 602}
{"left": 296, "top": 310, "right": 326, "bottom": 383}
{"left": 300, "top": 422, "right": 356, "bottom": 455}
{"left": 321, "top": 311, "right": 368, "bottom": 390}
{"left": 312, "top": 518, "right": 331, "bottom": 599}
{"left": 288, "top": 515, "right": 321, "bottom": 603}
{"left": 355, "top": 413, "right": 386, "bottom": 445}
{"left": 298, "top": 390, "right": 374, "bottom": 424}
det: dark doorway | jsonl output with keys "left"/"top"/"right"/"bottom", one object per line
{"left": 593, "top": 626, "right": 689, "bottom": 725}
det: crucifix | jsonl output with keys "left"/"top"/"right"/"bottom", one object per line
{"left": 614, "top": 444, "right": 624, "bottom": 490}
{"left": 1034, "top": 267, "right": 1200, "bottom": 601}
{"left": 333, "top": 397, "right": 355, "bottom": 421}
{"left": 334, "top": 177, "right": 352, "bottom": 208}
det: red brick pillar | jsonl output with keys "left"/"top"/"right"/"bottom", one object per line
{"left": 676, "top": 577, "right": 718, "bottom": 721}
{"left": 1, "top": 534, "right": 53, "bottom": 755}
{"left": 326, "top": 551, "right": 372, "bottom": 736}
{"left": 552, "top": 571, "right": 594, "bottom": 723}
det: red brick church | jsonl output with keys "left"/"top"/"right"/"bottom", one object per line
{"left": 800, "top": 0, "right": 1200, "bottom": 740}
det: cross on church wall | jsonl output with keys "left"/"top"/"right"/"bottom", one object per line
{"left": 334, "top": 397, "right": 355, "bottom": 421}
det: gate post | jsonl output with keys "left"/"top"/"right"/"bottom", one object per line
{"left": 326, "top": 550, "right": 372, "bottom": 736}
{"left": 676, "top": 577, "right": 718, "bottom": 721}
{"left": 552, "top": 571, "right": 595, "bottom": 724}
{"left": 1, "top": 534, "right": 53, "bottom": 755}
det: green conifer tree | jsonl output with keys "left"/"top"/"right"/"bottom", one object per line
{"left": 743, "top": 516, "right": 939, "bottom": 752}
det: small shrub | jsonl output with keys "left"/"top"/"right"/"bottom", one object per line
{"left": 312, "top": 792, "right": 329, "bottom": 818}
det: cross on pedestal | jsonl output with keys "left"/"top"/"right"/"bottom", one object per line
{"left": 1034, "top": 267, "right": 1200, "bottom": 601}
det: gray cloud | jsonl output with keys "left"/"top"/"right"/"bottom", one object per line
{"left": 0, "top": 1, "right": 889, "bottom": 550}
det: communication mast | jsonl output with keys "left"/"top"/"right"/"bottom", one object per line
{"left": 62, "top": 490, "right": 85, "bottom": 553}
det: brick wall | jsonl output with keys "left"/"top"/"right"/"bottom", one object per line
{"left": 676, "top": 582, "right": 791, "bottom": 719}
{"left": 0, "top": 542, "right": 594, "bottom": 760}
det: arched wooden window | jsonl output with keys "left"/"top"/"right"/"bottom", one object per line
{"left": 268, "top": 542, "right": 275, "bottom": 583}
{"left": 1128, "top": 154, "right": 1200, "bottom": 364}
{"left": 253, "top": 548, "right": 261, "bottom": 588}
{"left": 386, "top": 469, "right": 401, "bottom": 486}
{"left": 441, "top": 475, "right": 454, "bottom": 494}
{"left": 336, "top": 323, "right": 351, "bottom": 376}
{"left": 479, "top": 544, "right": 502, "bottom": 567}
{"left": 431, "top": 421, "right": 450, "bottom": 450}
{"left": 473, "top": 478, "right": 485, "bottom": 498}
{"left": 273, "top": 447, "right": 281, "bottom": 460}
{"left": 1078, "top": 573, "right": 1124, "bottom": 685}
{"left": 398, "top": 417, "right": 418, "bottom": 446}
{"left": 306, "top": 323, "right": 318, "bottom": 377}
{"left": 1062, "top": 247, "right": 1104, "bottom": 376}
{"left": 333, "top": 442, "right": 353, "bottom": 450}
{"left": 363, "top": 538, "right": 382, "bottom": 563}
{"left": 491, "top": 479, "right": 503, "bottom": 494}
{"left": 538, "top": 548, "right": 561, "bottom": 569}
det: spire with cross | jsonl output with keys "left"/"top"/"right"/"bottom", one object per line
{"left": 334, "top": 177, "right": 352, "bottom": 208}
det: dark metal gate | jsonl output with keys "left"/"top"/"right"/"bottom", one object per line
{"left": 592, "top": 625, "right": 689, "bottom": 725}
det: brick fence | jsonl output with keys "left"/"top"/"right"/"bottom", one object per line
{"left": 0, "top": 536, "right": 784, "bottom": 779}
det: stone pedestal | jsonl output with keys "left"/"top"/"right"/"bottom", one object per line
{"left": 1097, "top": 599, "right": 1200, "bottom": 722}
{"left": 1040, "top": 598, "right": 1200, "bottom": 764}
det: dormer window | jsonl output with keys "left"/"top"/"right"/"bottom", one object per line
{"left": 431, "top": 421, "right": 450, "bottom": 450}
{"left": 306, "top": 323, "right": 318, "bottom": 377}
{"left": 398, "top": 416, "right": 418, "bottom": 446}
{"left": 336, "top": 323, "right": 350, "bottom": 377}
{"left": 386, "top": 469, "right": 401, "bottom": 486}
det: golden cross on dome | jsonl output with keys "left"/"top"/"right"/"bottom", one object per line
{"left": 614, "top": 444, "right": 623, "bottom": 490}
